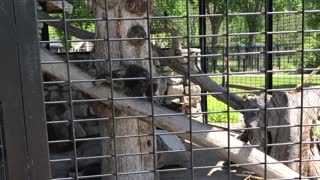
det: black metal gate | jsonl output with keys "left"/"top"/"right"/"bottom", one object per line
{"left": 0, "top": 0, "right": 51, "bottom": 179}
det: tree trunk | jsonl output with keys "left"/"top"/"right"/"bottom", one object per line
{"left": 208, "top": 16, "right": 223, "bottom": 73}
{"left": 243, "top": 90, "right": 320, "bottom": 176}
{"left": 91, "top": 1, "right": 155, "bottom": 179}
{"left": 206, "top": 0, "right": 223, "bottom": 73}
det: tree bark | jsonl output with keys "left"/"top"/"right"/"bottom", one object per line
{"left": 243, "top": 90, "right": 320, "bottom": 176}
{"left": 40, "top": 47, "right": 302, "bottom": 179}
{"left": 154, "top": 46, "right": 244, "bottom": 110}
{"left": 206, "top": 2, "right": 223, "bottom": 73}
{"left": 90, "top": 1, "right": 155, "bottom": 179}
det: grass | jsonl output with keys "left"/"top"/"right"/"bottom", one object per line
{"left": 207, "top": 97, "right": 240, "bottom": 123}
{"left": 207, "top": 74, "right": 320, "bottom": 123}
{"left": 211, "top": 75, "right": 320, "bottom": 89}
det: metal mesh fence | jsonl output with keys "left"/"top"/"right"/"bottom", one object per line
{"left": 35, "top": 0, "right": 320, "bottom": 179}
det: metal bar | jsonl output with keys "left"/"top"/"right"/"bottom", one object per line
{"left": 0, "top": 103, "right": 7, "bottom": 179}
{"left": 225, "top": 0, "right": 231, "bottom": 179}
{"left": 0, "top": 0, "right": 30, "bottom": 179}
{"left": 199, "top": 0, "right": 208, "bottom": 123}
{"left": 39, "top": 2, "right": 50, "bottom": 50}
{"left": 61, "top": 0, "right": 79, "bottom": 179}
{"left": 264, "top": 0, "right": 273, "bottom": 178}
{"left": 12, "top": 0, "right": 52, "bottom": 179}
{"left": 103, "top": 0, "right": 119, "bottom": 178}
{"left": 146, "top": 0, "right": 158, "bottom": 179}
{"left": 186, "top": 0, "right": 194, "bottom": 179}
{"left": 299, "top": 0, "right": 305, "bottom": 179}
{"left": 266, "top": 0, "right": 273, "bottom": 92}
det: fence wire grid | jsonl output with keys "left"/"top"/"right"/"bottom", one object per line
{"left": 33, "top": 0, "right": 320, "bottom": 179}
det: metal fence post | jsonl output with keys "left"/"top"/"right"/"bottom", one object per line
{"left": 0, "top": 0, "right": 51, "bottom": 179}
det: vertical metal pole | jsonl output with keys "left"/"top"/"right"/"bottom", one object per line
{"left": 186, "top": 0, "right": 194, "bottom": 179}
{"left": 61, "top": 0, "right": 79, "bottom": 179}
{"left": 146, "top": 0, "right": 157, "bottom": 178}
{"left": 13, "top": 0, "right": 52, "bottom": 179}
{"left": 199, "top": 0, "right": 208, "bottom": 123}
{"left": 0, "top": 0, "right": 51, "bottom": 179}
{"left": 39, "top": 2, "right": 50, "bottom": 50}
{"left": 104, "top": 0, "right": 119, "bottom": 178}
{"left": 264, "top": 0, "right": 273, "bottom": 178}
{"left": 237, "top": 46, "right": 241, "bottom": 71}
{"left": 225, "top": 0, "right": 231, "bottom": 179}
{"left": 0, "top": 1, "right": 30, "bottom": 179}
{"left": 266, "top": 0, "right": 273, "bottom": 92}
{"left": 299, "top": 0, "right": 305, "bottom": 179}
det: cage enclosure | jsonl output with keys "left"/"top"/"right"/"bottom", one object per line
{"left": 1, "top": 0, "right": 320, "bottom": 179}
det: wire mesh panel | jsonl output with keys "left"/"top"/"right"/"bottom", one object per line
{"left": 36, "top": 0, "right": 320, "bottom": 179}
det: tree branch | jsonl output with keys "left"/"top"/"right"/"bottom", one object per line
{"left": 153, "top": 45, "right": 244, "bottom": 109}
{"left": 38, "top": 10, "right": 95, "bottom": 39}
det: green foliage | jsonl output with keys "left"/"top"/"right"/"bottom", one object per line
{"left": 211, "top": 75, "right": 320, "bottom": 89}
{"left": 305, "top": 0, "right": 320, "bottom": 29}
{"left": 273, "top": 0, "right": 301, "bottom": 11}
{"left": 303, "top": 1, "right": 320, "bottom": 69}
{"left": 207, "top": 97, "right": 240, "bottom": 123}
{"left": 207, "top": 73, "right": 320, "bottom": 123}
{"left": 49, "top": 0, "right": 94, "bottom": 50}
{"left": 296, "top": 32, "right": 320, "bottom": 70}
{"left": 152, "top": 0, "right": 200, "bottom": 47}
{"left": 154, "top": 0, "right": 187, "bottom": 16}
{"left": 67, "top": 0, "right": 94, "bottom": 31}
{"left": 233, "top": 0, "right": 264, "bottom": 33}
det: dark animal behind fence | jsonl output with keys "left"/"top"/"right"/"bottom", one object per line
{"left": 97, "top": 64, "right": 158, "bottom": 97}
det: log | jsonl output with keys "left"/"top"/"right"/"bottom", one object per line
{"left": 153, "top": 46, "right": 244, "bottom": 110}
{"left": 243, "top": 90, "right": 320, "bottom": 176}
{"left": 40, "top": 47, "right": 301, "bottom": 179}
{"left": 296, "top": 65, "right": 320, "bottom": 89}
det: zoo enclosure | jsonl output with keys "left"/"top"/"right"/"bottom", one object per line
{"left": 0, "top": 0, "right": 320, "bottom": 180}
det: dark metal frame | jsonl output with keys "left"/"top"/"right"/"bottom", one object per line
{"left": 199, "top": 0, "right": 208, "bottom": 123}
{"left": 0, "top": 0, "right": 51, "bottom": 179}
